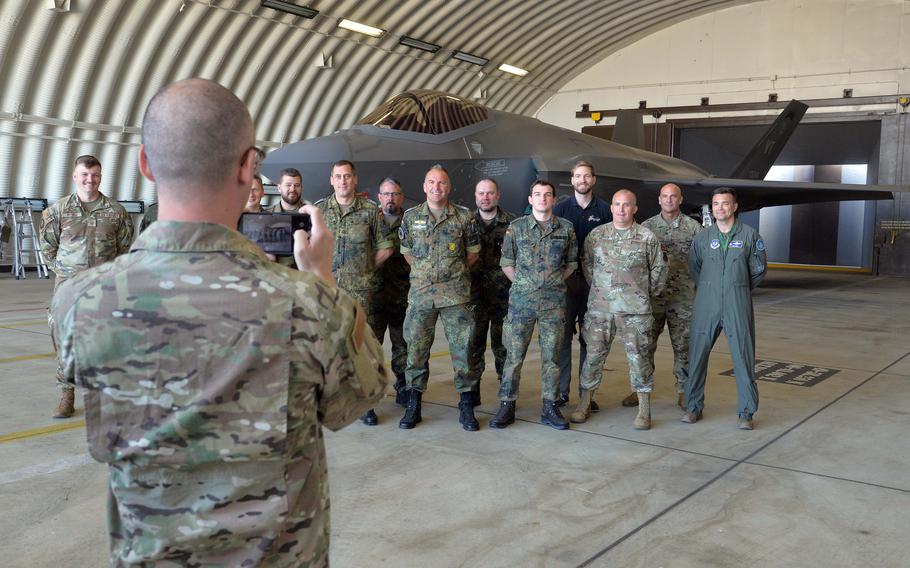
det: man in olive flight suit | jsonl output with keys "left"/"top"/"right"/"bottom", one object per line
{"left": 683, "top": 187, "right": 767, "bottom": 430}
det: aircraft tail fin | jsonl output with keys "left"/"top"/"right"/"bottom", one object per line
{"left": 612, "top": 110, "right": 646, "bottom": 150}
{"left": 730, "top": 100, "right": 809, "bottom": 179}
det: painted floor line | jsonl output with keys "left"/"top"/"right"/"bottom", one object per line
{"left": 0, "top": 420, "right": 86, "bottom": 444}
{"left": 0, "top": 453, "right": 95, "bottom": 485}
{"left": 0, "top": 319, "right": 48, "bottom": 329}
{"left": 0, "top": 352, "right": 55, "bottom": 364}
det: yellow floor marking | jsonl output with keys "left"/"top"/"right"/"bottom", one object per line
{"left": 0, "top": 319, "right": 48, "bottom": 329}
{"left": 0, "top": 420, "right": 85, "bottom": 444}
{"left": 0, "top": 352, "right": 55, "bottom": 364}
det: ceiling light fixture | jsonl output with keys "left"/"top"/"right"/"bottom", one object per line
{"left": 338, "top": 19, "right": 384, "bottom": 37}
{"left": 399, "top": 35, "right": 441, "bottom": 53}
{"left": 498, "top": 63, "right": 528, "bottom": 76}
{"left": 452, "top": 50, "right": 489, "bottom": 66}
{"left": 261, "top": 0, "right": 318, "bottom": 19}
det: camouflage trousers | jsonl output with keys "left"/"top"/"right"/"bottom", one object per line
{"left": 646, "top": 296, "right": 693, "bottom": 393}
{"left": 345, "top": 287, "right": 379, "bottom": 333}
{"left": 374, "top": 298, "right": 408, "bottom": 380}
{"left": 48, "top": 274, "right": 71, "bottom": 392}
{"left": 468, "top": 302, "right": 508, "bottom": 383}
{"left": 498, "top": 304, "right": 565, "bottom": 402}
{"left": 404, "top": 302, "right": 476, "bottom": 393}
{"left": 580, "top": 312, "right": 655, "bottom": 392}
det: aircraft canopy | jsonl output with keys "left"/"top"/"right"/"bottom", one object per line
{"left": 356, "top": 90, "right": 489, "bottom": 134}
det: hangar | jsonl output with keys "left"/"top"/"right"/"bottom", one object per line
{"left": 1, "top": 0, "right": 909, "bottom": 566}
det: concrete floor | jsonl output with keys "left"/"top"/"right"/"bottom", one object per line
{"left": 1, "top": 270, "right": 908, "bottom": 567}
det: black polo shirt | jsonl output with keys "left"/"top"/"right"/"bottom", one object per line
{"left": 553, "top": 195, "right": 612, "bottom": 255}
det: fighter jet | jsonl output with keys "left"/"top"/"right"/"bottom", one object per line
{"left": 261, "top": 89, "right": 904, "bottom": 218}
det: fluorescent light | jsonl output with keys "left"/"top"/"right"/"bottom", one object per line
{"left": 261, "top": 0, "right": 318, "bottom": 19}
{"left": 338, "top": 19, "right": 384, "bottom": 37}
{"left": 399, "top": 35, "right": 441, "bottom": 53}
{"left": 498, "top": 63, "right": 528, "bottom": 77}
{"left": 452, "top": 50, "right": 489, "bottom": 66}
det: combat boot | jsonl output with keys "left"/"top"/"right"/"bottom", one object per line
{"left": 540, "top": 400, "right": 569, "bottom": 430}
{"left": 470, "top": 383, "right": 481, "bottom": 407}
{"left": 458, "top": 392, "right": 480, "bottom": 431}
{"left": 621, "top": 392, "right": 638, "bottom": 407}
{"left": 570, "top": 388, "right": 594, "bottom": 423}
{"left": 360, "top": 409, "right": 378, "bottom": 426}
{"left": 393, "top": 374, "right": 407, "bottom": 407}
{"left": 633, "top": 392, "right": 651, "bottom": 430}
{"left": 52, "top": 389, "right": 75, "bottom": 419}
{"left": 399, "top": 389, "right": 422, "bottom": 429}
{"left": 489, "top": 401, "right": 515, "bottom": 429}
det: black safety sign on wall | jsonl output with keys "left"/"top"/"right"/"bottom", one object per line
{"left": 721, "top": 360, "right": 839, "bottom": 387}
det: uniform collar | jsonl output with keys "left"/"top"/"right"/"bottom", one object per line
{"left": 474, "top": 207, "right": 509, "bottom": 226}
{"left": 132, "top": 221, "right": 267, "bottom": 258}
{"left": 65, "top": 192, "right": 113, "bottom": 212}
{"left": 327, "top": 194, "right": 363, "bottom": 214}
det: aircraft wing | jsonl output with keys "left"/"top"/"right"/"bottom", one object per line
{"left": 685, "top": 177, "right": 903, "bottom": 212}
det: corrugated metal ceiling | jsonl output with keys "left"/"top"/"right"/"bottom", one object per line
{"left": 0, "top": 0, "right": 754, "bottom": 203}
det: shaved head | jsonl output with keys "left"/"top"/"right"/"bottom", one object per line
{"left": 613, "top": 189, "right": 637, "bottom": 205}
{"left": 141, "top": 78, "right": 254, "bottom": 189}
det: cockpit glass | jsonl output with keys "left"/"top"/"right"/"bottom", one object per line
{"left": 356, "top": 90, "right": 489, "bottom": 134}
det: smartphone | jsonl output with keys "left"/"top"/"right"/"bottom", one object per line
{"left": 238, "top": 212, "right": 312, "bottom": 255}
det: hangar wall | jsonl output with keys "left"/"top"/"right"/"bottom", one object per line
{"left": 536, "top": 0, "right": 910, "bottom": 276}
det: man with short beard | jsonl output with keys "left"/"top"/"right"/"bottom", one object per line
{"left": 553, "top": 160, "right": 611, "bottom": 409}
{"left": 374, "top": 177, "right": 411, "bottom": 406}
{"left": 265, "top": 167, "right": 311, "bottom": 212}
{"left": 467, "top": 178, "right": 515, "bottom": 406}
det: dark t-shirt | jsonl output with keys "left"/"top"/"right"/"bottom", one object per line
{"left": 553, "top": 195, "right": 612, "bottom": 255}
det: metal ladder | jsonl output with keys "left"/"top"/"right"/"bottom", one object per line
{"left": 1, "top": 198, "right": 50, "bottom": 279}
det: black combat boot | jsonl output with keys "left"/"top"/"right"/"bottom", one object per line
{"left": 458, "top": 392, "right": 480, "bottom": 431}
{"left": 360, "top": 409, "right": 378, "bottom": 426}
{"left": 394, "top": 374, "right": 407, "bottom": 407}
{"left": 541, "top": 399, "right": 570, "bottom": 430}
{"left": 470, "top": 383, "right": 481, "bottom": 407}
{"left": 489, "top": 401, "right": 516, "bottom": 429}
{"left": 399, "top": 389, "right": 422, "bottom": 429}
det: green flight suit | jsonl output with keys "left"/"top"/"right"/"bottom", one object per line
{"left": 686, "top": 221, "right": 767, "bottom": 419}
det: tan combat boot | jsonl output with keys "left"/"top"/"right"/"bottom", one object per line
{"left": 633, "top": 392, "right": 651, "bottom": 430}
{"left": 52, "top": 389, "right": 75, "bottom": 419}
{"left": 570, "top": 389, "right": 594, "bottom": 423}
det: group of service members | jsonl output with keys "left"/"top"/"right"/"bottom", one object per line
{"left": 40, "top": 155, "right": 768, "bottom": 431}
{"left": 243, "top": 158, "right": 767, "bottom": 431}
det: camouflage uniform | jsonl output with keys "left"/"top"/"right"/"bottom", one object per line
{"left": 139, "top": 202, "right": 157, "bottom": 233}
{"left": 316, "top": 194, "right": 393, "bottom": 330}
{"left": 374, "top": 213, "right": 410, "bottom": 382}
{"left": 51, "top": 221, "right": 388, "bottom": 567}
{"left": 468, "top": 208, "right": 516, "bottom": 383}
{"left": 399, "top": 202, "right": 481, "bottom": 393}
{"left": 641, "top": 213, "right": 703, "bottom": 393}
{"left": 580, "top": 223, "right": 668, "bottom": 392}
{"left": 39, "top": 192, "right": 134, "bottom": 392}
{"left": 498, "top": 215, "right": 577, "bottom": 402}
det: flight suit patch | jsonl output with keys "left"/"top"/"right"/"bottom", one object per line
{"left": 710, "top": 239, "right": 720, "bottom": 250}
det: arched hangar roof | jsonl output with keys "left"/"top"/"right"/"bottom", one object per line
{"left": 0, "top": 0, "right": 755, "bottom": 202}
